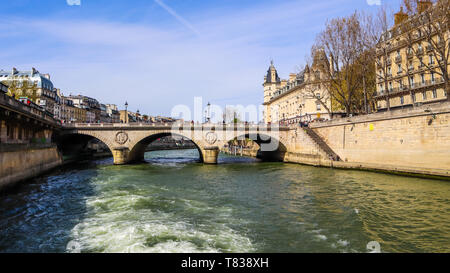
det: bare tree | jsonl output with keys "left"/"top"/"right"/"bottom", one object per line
{"left": 369, "top": 6, "right": 396, "bottom": 111}
{"left": 223, "top": 106, "right": 241, "bottom": 124}
{"left": 303, "top": 51, "right": 333, "bottom": 117}
{"left": 314, "top": 12, "right": 370, "bottom": 116}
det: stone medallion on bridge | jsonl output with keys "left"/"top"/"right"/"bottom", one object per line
{"left": 115, "top": 132, "right": 129, "bottom": 145}
{"left": 205, "top": 132, "right": 218, "bottom": 145}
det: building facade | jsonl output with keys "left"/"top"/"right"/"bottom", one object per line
{"left": 263, "top": 60, "right": 339, "bottom": 125}
{"left": 68, "top": 95, "right": 101, "bottom": 123}
{"left": 0, "top": 68, "right": 57, "bottom": 114}
{"left": 105, "top": 104, "right": 120, "bottom": 123}
{"left": 61, "top": 96, "right": 87, "bottom": 123}
{"left": 374, "top": 1, "right": 449, "bottom": 110}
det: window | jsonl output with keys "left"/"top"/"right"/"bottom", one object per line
{"left": 412, "top": 93, "right": 416, "bottom": 102}
{"left": 410, "top": 76, "right": 415, "bottom": 87}
{"left": 431, "top": 72, "right": 435, "bottom": 83}
{"left": 421, "top": 74, "right": 425, "bottom": 84}
{"left": 423, "top": 91, "right": 427, "bottom": 100}
{"left": 398, "top": 64, "right": 402, "bottom": 73}
{"left": 432, "top": 89, "right": 437, "bottom": 99}
{"left": 400, "top": 96, "right": 404, "bottom": 105}
{"left": 316, "top": 102, "right": 321, "bottom": 111}
{"left": 429, "top": 55, "right": 434, "bottom": 65}
{"left": 389, "top": 82, "right": 393, "bottom": 91}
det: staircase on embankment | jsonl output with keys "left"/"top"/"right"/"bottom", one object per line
{"left": 303, "top": 127, "right": 341, "bottom": 161}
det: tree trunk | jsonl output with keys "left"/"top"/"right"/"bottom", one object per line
{"left": 363, "top": 75, "right": 368, "bottom": 114}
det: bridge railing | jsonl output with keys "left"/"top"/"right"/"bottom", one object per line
{"left": 62, "top": 122, "right": 291, "bottom": 130}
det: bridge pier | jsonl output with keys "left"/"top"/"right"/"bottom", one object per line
{"left": 202, "top": 146, "right": 219, "bottom": 164}
{"left": 112, "top": 147, "right": 130, "bottom": 165}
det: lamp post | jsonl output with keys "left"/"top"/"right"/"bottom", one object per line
{"left": 207, "top": 102, "right": 211, "bottom": 123}
{"left": 137, "top": 109, "right": 140, "bottom": 122}
{"left": 125, "top": 101, "right": 128, "bottom": 123}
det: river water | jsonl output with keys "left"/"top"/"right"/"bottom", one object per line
{"left": 0, "top": 149, "right": 449, "bottom": 253}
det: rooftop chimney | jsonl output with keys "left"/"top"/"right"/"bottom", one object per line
{"left": 395, "top": 7, "right": 409, "bottom": 25}
{"left": 417, "top": 0, "right": 433, "bottom": 13}
{"left": 289, "top": 73, "right": 297, "bottom": 82}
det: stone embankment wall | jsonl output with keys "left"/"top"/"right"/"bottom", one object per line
{"left": 0, "top": 144, "right": 63, "bottom": 191}
{"left": 308, "top": 103, "right": 450, "bottom": 177}
{"left": 277, "top": 102, "right": 447, "bottom": 177}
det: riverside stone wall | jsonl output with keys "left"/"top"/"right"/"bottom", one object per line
{"left": 304, "top": 103, "right": 450, "bottom": 177}
{"left": 0, "top": 145, "right": 63, "bottom": 191}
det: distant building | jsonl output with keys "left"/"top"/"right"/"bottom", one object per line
{"left": 374, "top": 1, "right": 449, "bottom": 110}
{"left": 67, "top": 94, "right": 101, "bottom": 123}
{"left": 0, "top": 67, "right": 57, "bottom": 114}
{"left": 263, "top": 57, "right": 343, "bottom": 125}
{"left": 120, "top": 110, "right": 137, "bottom": 123}
{"left": 61, "top": 95, "right": 87, "bottom": 123}
{"left": 54, "top": 88, "right": 62, "bottom": 120}
{"left": 105, "top": 104, "right": 120, "bottom": 123}
{"left": 100, "top": 104, "right": 109, "bottom": 123}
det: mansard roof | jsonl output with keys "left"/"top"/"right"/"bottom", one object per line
{"left": 0, "top": 68, "right": 54, "bottom": 90}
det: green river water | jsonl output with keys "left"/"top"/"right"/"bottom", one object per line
{"left": 0, "top": 149, "right": 449, "bottom": 253}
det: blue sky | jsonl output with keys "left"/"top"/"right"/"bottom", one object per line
{"left": 0, "top": 0, "right": 401, "bottom": 117}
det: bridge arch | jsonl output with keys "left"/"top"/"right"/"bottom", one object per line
{"left": 127, "top": 132, "right": 205, "bottom": 163}
{"left": 53, "top": 131, "right": 115, "bottom": 161}
{"left": 224, "top": 132, "right": 287, "bottom": 162}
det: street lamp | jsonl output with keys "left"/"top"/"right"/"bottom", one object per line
{"left": 125, "top": 101, "right": 128, "bottom": 123}
{"left": 137, "top": 109, "right": 140, "bottom": 122}
{"left": 207, "top": 102, "right": 211, "bottom": 123}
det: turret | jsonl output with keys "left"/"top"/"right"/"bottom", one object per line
{"left": 263, "top": 60, "right": 281, "bottom": 104}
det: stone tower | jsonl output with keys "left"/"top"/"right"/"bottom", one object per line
{"left": 263, "top": 60, "right": 281, "bottom": 104}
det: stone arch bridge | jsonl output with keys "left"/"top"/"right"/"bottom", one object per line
{"left": 58, "top": 123, "right": 301, "bottom": 165}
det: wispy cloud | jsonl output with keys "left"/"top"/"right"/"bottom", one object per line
{"left": 154, "top": 0, "right": 201, "bottom": 36}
